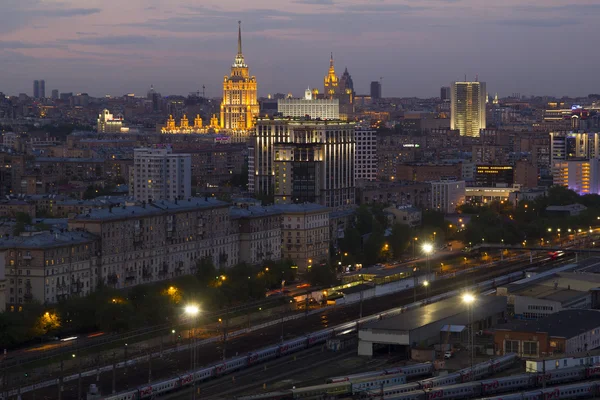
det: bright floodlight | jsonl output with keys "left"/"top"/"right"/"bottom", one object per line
{"left": 423, "top": 281, "right": 429, "bottom": 287}
{"left": 462, "top": 293, "right": 475, "bottom": 304}
{"left": 184, "top": 304, "right": 200, "bottom": 316}
{"left": 422, "top": 243, "right": 434, "bottom": 254}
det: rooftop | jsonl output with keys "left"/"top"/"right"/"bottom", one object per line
{"left": 268, "top": 203, "right": 330, "bottom": 214}
{"left": 362, "top": 295, "right": 507, "bottom": 332}
{"left": 0, "top": 231, "right": 97, "bottom": 249}
{"left": 229, "top": 206, "right": 282, "bottom": 219}
{"left": 70, "top": 197, "right": 228, "bottom": 221}
{"left": 35, "top": 157, "right": 105, "bottom": 163}
{"left": 495, "top": 309, "right": 600, "bottom": 338}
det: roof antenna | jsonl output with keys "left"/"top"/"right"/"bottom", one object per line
{"left": 476, "top": 74, "right": 479, "bottom": 82}
{"left": 464, "top": 74, "right": 467, "bottom": 82}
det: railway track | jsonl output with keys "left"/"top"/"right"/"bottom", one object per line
{"left": 9, "top": 254, "right": 575, "bottom": 400}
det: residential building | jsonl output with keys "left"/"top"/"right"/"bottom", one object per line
{"left": 552, "top": 159, "right": 598, "bottom": 195}
{"left": 355, "top": 127, "right": 377, "bottom": 182}
{"left": 0, "top": 231, "right": 99, "bottom": 309}
{"left": 277, "top": 89, "right": 339, "bottom": 120}
{"left": 68, "top": 198, "right": 238, "bottom": 289}
{"left": 182, "top": 144, "right": 246, "bottom": 191}
{"left": 230, "top": 206, "right": 282, "bottom": 265}
{"left": 356, "top": 181, "right": 431, "bottom": 207}
{"left": 33, "top": 80, "right": 40, "bottom": 99}
{"left": 272, "top": 203, "right": 330, "bottom": 271}
{"left": 440, "top": 86, "right": 451, "bottom": 102}
{"left": 514, "top": 160, "right": 538, "bottom": 189}
{"left": 494, "top": 309, "right": 600, "bottom": 357}
{"left": 39, "top": 80, "right": 45, "bottom": 99}
{"left": 394, "top": 163, "right": 463, "bottom": 182}
{"left": 451, "top": 81, "right": 486, "bottom": 137}
{"left": 220, "top": 22, "right": 259, "bottom": 130}
{"left": 97, "top": 109, "right": 125, "bottom": 134}
{"left": 250, "top": 117, "right": 355, "bottom": 209}
{"left": 131, "top": 147, "right": 191, "bottom": 203}
{"left": 384, "top": 205, "right": 422, "bottom": 228}
{"left": 431, "top": 180, "right": 465, "bottom": 214}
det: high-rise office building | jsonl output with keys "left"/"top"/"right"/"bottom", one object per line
{"left": 370, "top": 81, "right": 382, "bottom": 99}
{"left": 441, "top": 86, "right": 451, "bottom": 101}
{"left": 33, "top": 80, "right": 39, "bottom": 99}
{"left": 277, "top": 88, "right": 339, "bottom": 119}
{"left": 355, "top": 127, "right": 377, "bottom": 182}
{"left": 51, "top": 89, "right": 59, "bottom": 100}
{"left": 450, "top": 81, "right": 487, "bottom": 137}
{"left": 220, "top": 21, "right": 259, "bottom": 130}
{"left": 132, "top": 147, "right": 191, "bottom": 203}
{"left": 39, "top": 80, "right": 45, "bottom": 99}
{"left": 249, "top": 118, "right": 355, "bottom": 209}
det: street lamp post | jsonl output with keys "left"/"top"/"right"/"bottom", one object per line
{"left": 184, "top": 304, "right": 200, "bottom": 400}
{"left": 462, "top": 294, "right": 475, "bottom": 370}
{"left": 412, "top": 237, "right": 418, "bottom": 259}
{"left": 422, "top": 243, "right": 433, "bottom": 298}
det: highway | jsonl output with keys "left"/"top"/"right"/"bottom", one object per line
{"left": 9, "top": 253, "right": 575, "bottom": 400}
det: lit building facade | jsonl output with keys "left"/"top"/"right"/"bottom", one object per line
{"left": 552, "top": 160, "right": 599, "bottom": 195}
{"left": 250, "top": 118, "right": 355, "bottom": 209}
{"left": 431, "top": 180, "right": 465, "bottom": 214}
{"left": 132, "top": 147, "right": 191, "bottom": 203}
{"left": 355, "top": 127, "right": 377, "bottom": 182}
{"left": 450, "top": 81, "right": 487, "bottom": 137}
{"left": 97, "top": 109, "right": 126, "bottom": 133}
{"left": 277, "top": 88, "right": 339, "bottom": 119}
{"left": 161, "top": 114, "right": 221, "bottom": 134}
{"left": 220, "top": 22, "right": 259, "bottom": 130}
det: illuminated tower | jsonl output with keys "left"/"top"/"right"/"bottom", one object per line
{"left": 450, "top": 81, "right": 487, "bottom": 137}
{"left": 323, "top": 53, "right": 339, "bottom": 99}
{"left": 220, "top": 21, "right": 259, "bottom": 130}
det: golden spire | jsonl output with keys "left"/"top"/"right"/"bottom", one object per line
{"left": 233, "top": 21, "right": 246, "bottom": 67}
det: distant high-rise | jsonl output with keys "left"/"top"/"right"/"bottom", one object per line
{"left": 220, "top": 21, "right": 259, "bottom": 130}
{"left": 51, "top": 89, "right": 59, "bottom": 100}
{"left": 33, "top": 80, "right": 39, "bottom": 99}
{"left": 441, "top": 86, "right": 451, "bottom": 101}
{"left": 450, "top": 81, "right": 486, "bottom": 137}
{"left": 39, "top": 80, "right": 45, "bottom": 99}
{"left": 132, "top": 147, "right": 191, "bottom": 203}
{"left": 370, "top": 81, "right": 382, "bottom": 99}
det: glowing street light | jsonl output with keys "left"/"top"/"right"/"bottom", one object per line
{"left": 422, "top": 243, "right": 433, "bottom": 254}
{"left": 462, "top": 293, "right": 475, "bottom": 304}
{"left": 184, "top": 304, "right": 200, "bottom": 316}
{"left": 423, "top": 281, "right": 429, "bottom": 287}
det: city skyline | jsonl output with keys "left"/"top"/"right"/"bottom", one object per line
{"left": 1, "top": 0, "right": 599, "bottom": 98}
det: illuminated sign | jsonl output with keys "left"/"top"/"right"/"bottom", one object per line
{"left": 403, "top": 144, "right": 420, "bottom": 148}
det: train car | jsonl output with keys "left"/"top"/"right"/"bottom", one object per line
{"left": 104, "top": 391, "right": 137, "bottom": 400}
{"left": 418, "top": 372, "right": 462, "bottom": 389}
{"left": 544, "top": 366, "right": 587, "bottom": 385}
{"left": 402, "top": 363, "right": 434, "bottom": 379}
{"left": 327, "top": 369, "right": 385, "bottom": 384}
{"left": 479, "top": 373, "right": 536, "bottom": 396}
{"left": 291, "top": 381, "right": 351, "bottom": 399}
{"left": 586, "top": 365, "right": 600, "bottom": 378}
{"left": 382, "top": 388, "right": 426, "bottom": 400}
{"left": 352, "top": 373, "right": 407, "bottom": 394}
{"left": 481, "top": 381, "right": 599, "bottom": 400}
{"left": 280, "top": 337, "right": 308, "bottom": 356}
{"left": 307, "top": 329, "right": 334, "bottom": 345}
{"left": 327, "top": 363, "right": 433, "bottom": 384}
{"left": 215, "top": 355, "right": 248, "bottom": 376}
{"left": 426, "top": 382, "right": 480, "bottom": 400}
{"left": 236, "top": 391, "right": 294, "bottom": 400}
{"left": 249, "top": 345, "right": 280, "bottom": 365}
{"left": 376, "top": 382, "right": 421, "bottom": 397}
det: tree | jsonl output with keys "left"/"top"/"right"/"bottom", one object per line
{"left": 196, "top": 256, "right": 217, "bottom": 286}
{"left": 355, "top": 205, "right": 373, "bottom": 235}
{"left": 306, "top": 263, "right": 336, "bottom": 287}
{"left": 389, "top": 223, "right": 411, "bottom": 259}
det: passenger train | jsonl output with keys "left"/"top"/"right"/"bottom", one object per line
{"left": 102, "top": 271, "right": 525, "bottom": 400}
{"left": 481, "top": 380, "right": 600, "bottom": 400}
{"left": 379, "top": 365, "right": 600, "bottom": 400}
{"left": 326, "top": 363, "right": 435, "bottom": 384}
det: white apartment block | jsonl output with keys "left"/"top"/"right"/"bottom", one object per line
{"left": 277, "top": 88, "right": 339, "bottom": 120}
{"left": 68, "top": 199, "right": 238, "bottom": 289}
{"left": 272, "top": 203, "right": 330, "bottom": 271}
{"left": 552, "top": 159, "right": 600, "bottom": 195}
{"left": 355, "top": 127, "right": 377, "bottom": 182}
{"left": 132, "top": 147, "right": 191, "bottom": 203}
{"left": 431, "top": 180, "right": 465, "bottom": 214}
{"left": 0, "top": 232, "right": 99, "bottom": 310}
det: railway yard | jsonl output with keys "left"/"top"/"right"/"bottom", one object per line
{"left": 2, "top": 251, "right": 595, "bottom": 400}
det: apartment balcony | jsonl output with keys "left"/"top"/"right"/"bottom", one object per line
{"left": 23, "top": 254, "right": 32, "bottom": 260}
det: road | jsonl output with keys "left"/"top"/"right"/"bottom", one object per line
{"left": 11, "top": 252, "right": 573, "bottom": 400}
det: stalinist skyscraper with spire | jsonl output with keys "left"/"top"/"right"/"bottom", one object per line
{"left": 220, "top": 22, "right": 259, "bottom": 130}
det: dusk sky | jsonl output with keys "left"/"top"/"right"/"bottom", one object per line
{"left": 1, "top": 0, "right": 598, "bottom": 98}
